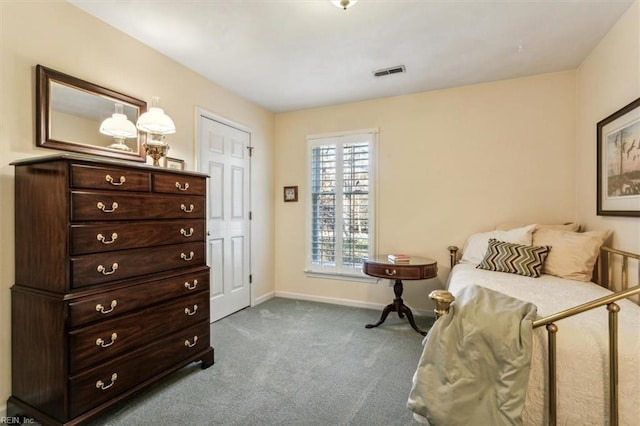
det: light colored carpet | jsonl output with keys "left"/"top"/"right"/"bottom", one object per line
{"left": 87, "top": 297, "right": 434, "bottom": 425}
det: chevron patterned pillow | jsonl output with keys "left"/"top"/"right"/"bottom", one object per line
{"left": 477, "top": 239, "right": 551, "bottom": 278}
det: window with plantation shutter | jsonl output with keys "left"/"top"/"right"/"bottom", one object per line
{"left": 306, "top": 130, "right": 377, "bottom": 278}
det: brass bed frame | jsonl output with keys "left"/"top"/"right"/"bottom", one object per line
{"left": 430, "top": 246, "right": 640, "bottom": 426}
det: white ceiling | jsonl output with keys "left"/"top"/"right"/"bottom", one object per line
{"left": 68, "top": 0, "right": 634, "bottom": 113}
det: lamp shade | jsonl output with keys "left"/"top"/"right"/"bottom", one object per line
{"left": 136, "top": 97, "right": 176, "bottom": 136}
{"left": 136, "top": 107, "right": 176, "bottom": 135}
{"left": 100, "top": 104, "right": 137, "bottom": 138}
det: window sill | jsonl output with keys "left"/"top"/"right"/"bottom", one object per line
{"left": 304, "top": 269, "right": 379, "bottom": 283}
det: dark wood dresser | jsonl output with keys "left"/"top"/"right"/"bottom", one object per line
{"left": 7, "top": 154, "right": 214, "bottom": 425}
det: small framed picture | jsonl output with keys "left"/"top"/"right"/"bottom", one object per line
{"left": 166, "top": 157, "right": 185, "bottom": 171}
{"left": 283, "top": 186, "right": 298, "bottom": 202}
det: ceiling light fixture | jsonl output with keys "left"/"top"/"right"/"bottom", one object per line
{"left": 331, "top": 0, "right": 358, "bottom": 10}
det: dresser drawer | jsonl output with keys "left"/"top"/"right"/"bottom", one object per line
{"left": 71, "top": 191, "right": 205, "bottom": 221}
{"left": 70, "top": 242, "right": 205, "bottom": 288}
{"left": 69, "top": 320, "right": 210, "bottom": 418}
{"left": 70, "top": 220, "right": 206, "bottom": 255}
{"left": 71, "top": 164, "right": 151, "bottom": 192}
{"left": 67, "top": 269, "right": 209, "bottom": 327}
{"left": 153, "top": 173, "right": 206, "bottom": 195}
{"left": 69, "top": 291, "right": 208, "bottom": 373}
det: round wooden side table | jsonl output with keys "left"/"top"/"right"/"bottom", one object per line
{"left": 362, "top": 255, "right": 438, "bottom": 335}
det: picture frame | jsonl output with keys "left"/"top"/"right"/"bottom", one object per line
{"left": 166, "top": 157, "right": 185, "bottom": 171}
{"left": 283, "top": 185, "right": 298, "bottom": 202}
{"left": 597, "top": 97, "right": 640, "bottom": 217}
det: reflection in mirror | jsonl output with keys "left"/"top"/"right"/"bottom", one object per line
{"left": 50, "top": 82, "right": 138, "bottom": 150}
{"left": 99, "top": 103, "right": 138, "bottom": 152}
{"left": 37, "top": 65, "right": 147, "bottom": 162}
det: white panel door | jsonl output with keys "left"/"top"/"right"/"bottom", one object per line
{"left": 198, "top": 113, "right": 251, "bottom": 322}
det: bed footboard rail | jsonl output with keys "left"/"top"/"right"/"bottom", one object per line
{"left": 530, "top": 246, "right": 639, "bottom": 426}
{"left": 531, "top": 284, "right": 640, "bottom": 426}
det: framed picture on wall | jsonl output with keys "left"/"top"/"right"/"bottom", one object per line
{"left": 284, "top": 186, "right": 298, "bottom": 202}
{"left": 597, "top": 97, "right": 640, "bottom": 217}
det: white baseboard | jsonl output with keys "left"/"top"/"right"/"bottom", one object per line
{"left": 275, "top": 291, "right": 435, "bottom": 317}
{"left": 252, "top": 291, "right": 275, "bottom": 306}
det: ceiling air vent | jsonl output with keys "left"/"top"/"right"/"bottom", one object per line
{"left": 373, "top": 65, "right": 406, "bottom": 78}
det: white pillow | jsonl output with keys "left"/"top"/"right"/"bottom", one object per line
{"left": 460, "top": 224, "right": 537, "bottom": 265}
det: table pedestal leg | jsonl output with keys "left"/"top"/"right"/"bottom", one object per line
{"left": 366, "top": 279, "right": 427, "bottom": 336}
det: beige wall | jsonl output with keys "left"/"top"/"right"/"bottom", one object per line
{"left": 0, "top": 1, "right": 275, "bottom": 411}
{"left": 575, "top": 1, "right": 640, "bottom": 254}
{"left": 1, "top": 0, "right": 637, "bottom": 418}
{"left": 274, "top": 71, "right": 577, "bottom": 313}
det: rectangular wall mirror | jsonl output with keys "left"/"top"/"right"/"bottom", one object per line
{"left": 36, "top": 65, "right": 147, "bottom": 162}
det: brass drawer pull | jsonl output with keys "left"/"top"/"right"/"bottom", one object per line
{"left": 96, "top": 300, "right": 117, "bottom": 314}
{"left": 96, "top": 332, "right": 118, "bottom": 348}
{"left": 97, "top": 263, "right": 118, "bottom": 275}
{"left": 184, "top": 279, "right": 198, "bottom": 290}
{"left": 385, "top": 269, "right": 397, "bottom": 276}
{"left": 96, "top": 373, "right": 117, "bottom": 390}
{"left": 97, "top": 201, "right": 119, "bottom": 213}
{"left": 175, "top": 182, "right": 190, "bottom": 191}
{"left": 181, "top": 251, "right": 195, "bottom": 261}
{"left": 180, "top": 227, "right": 194, "bottom": 237}
{"left": 184, "top": 305, "right": 198, "bottom": 316}
{"left": 97, "top": 232, "right": 118, "bottom": 244}
{"left": 105, "top": 174, "right": 126, "bottom": 186}
{"left": 180, "top": 203, "right": 195, "bottom": 213}
{"left": 184, "top": 336, "right": 198, "bottom": 348}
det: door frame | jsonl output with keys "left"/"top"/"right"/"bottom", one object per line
{"left": 194, "top": 106, "right": 254, "bottom": 308}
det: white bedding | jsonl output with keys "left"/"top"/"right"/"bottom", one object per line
{"left": 447, "top": 264, "right": 640, "bottom": 425}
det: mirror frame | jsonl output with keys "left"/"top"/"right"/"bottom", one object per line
{"left": 36, "top": 65, "right": 147, "bottom": 162}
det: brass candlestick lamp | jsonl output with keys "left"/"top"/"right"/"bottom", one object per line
{"left": 143, "top": 141, "right": 170, "bottom": 166}
{"left": 136, "top": 96, "right": 176, "bottom": 166}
